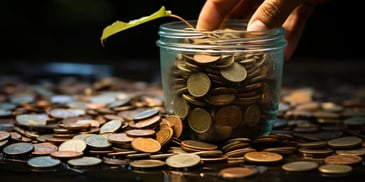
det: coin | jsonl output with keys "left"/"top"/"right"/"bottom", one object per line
{"left": 327, "top": 136, "right": 362, "bottom": 149}
{"left": 27, "top": 156, "right": 61, "bottom": 168}
{"left": 336, "top": 148, "right": 365, "bottom": 156}
{"left": 3, "top": 142, "right": 34, "bottom": 156}
{"left": 162, "top": 115, "right": 183, "bottom": 138}
{"left": 165, "top": 153, "right": 201, "bottom": 168}
{"left": 219, "top": 167, "right": 255, "bottom": 179}
{"left": 50, "top": 150, "right": 83, "bottom": 159}
{"left": 58, "top": 139, "right": 87, "bottom": 152}
{"left": 193, "top": 54, "right": 220, "bottom": 64}
{"left": 156, "top": 126, "right": 174, "bottom": 146}
{"left": 133, "top": 108, "right": 160, "bottom": 121}
{"left": 32, "top": 142, "right": 58, "bottom": 155}
{"left": 131, "top": 137, "right": 161, "bottom": 153}
{"left": 188, "top": 108, "right": 212, "bottom": 133}
{"left": 172, "top": 96, "right": 190, "bottom": 119}
{"left": 324, "top": 154, "right": 362, "bottom": 165}
{"left": 282, "top": 161, "right": 319, "bottom": 172}
{"left": 0, "top": 131, "right": 10, "bottom": 141}
{"left": 99, "top": 119, "right": 122, "bottom": 134}
{"left": 129, "top": 159, "right": 166, "bottom": 168}
{"left": 107, "top": 133, "right": 134, "bottom": 144}
{"left": 244, "top": 151, "right": 283, "bottom": 164}
{"left": 220, "top": 62, "right": 247, "bottom": 82}
{"left": 318, "top": 164, "right": 352, "bottom": 174}
{"left": 215, "top": 105, "right": 242, "bottom": 128}
{"left": 187, "top": 72, "right": 211, "bottom": 97}
{"left": 67, "top": 156, "right": 102, "bottom": 167}
{"left": 180, "top": 140, "right": 218, "bottom": 151}
{"left": 84, "top": 135, "right": 112, "bottom": 149}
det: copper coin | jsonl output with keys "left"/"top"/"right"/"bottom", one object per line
{"left": 131, "top": 137, "right": 161, "bottom": 153}
{"left": 324, "top": 154, "right": 363, "bottom": 165}
{"left": 131, "top": 115, "right": 161, "bottom": 129}
{"left": 32, "top": 142, "right": 58, "bottom": 155}
{"left": 219, "top": 167, "right": 255, "bottom": 179}
{"left": 163, "top": 115, "right": 183, "bottom": 138}
{"left": 126, "top": 129, "right": 156, "bottom": 137}
{"left": 107, "top": 133, "right": 134, "bottom": 144}
{"left": 215, "top": 105, "right": 242, "bottom": 128}
{"left": 318, "top": 164, "right": 352, "bottom": 174}
{"left": 156, "top": 126, "right": 174, "bottom": 146}
{"left": 50, "top": 150, "right": 83, "bottom": 159}
{"left": 244, "top": 151, "right": 283, "bottom": 164}
{"left": 181, "top": 140, "right": 218, "bottom": 151}
{"left": 0, "top": 131, "right": 10, "bottom": 141}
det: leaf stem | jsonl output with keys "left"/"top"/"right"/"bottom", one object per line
{"left": 169, "top": 14, "right": 195, "bottom": 29}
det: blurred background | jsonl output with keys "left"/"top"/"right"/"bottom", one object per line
{"left": 0, "top": 0, "right": 363, "bottom": 80}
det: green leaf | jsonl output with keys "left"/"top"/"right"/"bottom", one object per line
{"left": 100, "top": 6, "right": 172, "bottom": 46}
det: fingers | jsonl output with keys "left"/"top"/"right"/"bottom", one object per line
{"left": 247, "top": 0, "right": 303, "bottom": 31}
{"left": 196, "top": 0, "right": 241, "bottom": 30}
{"left": 282, "top": 3, "right": 316, "bottom": 61}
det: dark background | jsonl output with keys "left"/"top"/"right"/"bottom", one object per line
{"left": 0, "top": 0, "right": 363, "bottom": 65}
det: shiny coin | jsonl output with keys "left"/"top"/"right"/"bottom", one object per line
{"left": 219, "top": 167, "right": 255, "bottom": 179}
{"left": 327, "top": 136, "right": 362, "bottom": 149}
{"left": 220, "top": 62, "right": 247, "bottom": 82}
{"left": 187, "top": 72, "right": 211, "bottom": 97}
{"left": 165, "top": 153, "right": 201, "bottom": 168}
{"left": 99, "top": 119, "right": 122, "bottom": 134}
{"left": 156, "top": 126, "right": 174, "bottom": 146}
{"left": 162, "top": 115, "right": 183, "bottom": 138}
{"left": 172, "top": 96, "right": 190, "bottom": 119}
{"left": 244, "top": 151, "right": 283, "bottom": 164}
{"left": 3, "top": 142, "right": 34, "bottom": 156}
{"left": 58, "top": 139, "right": 87, "bottom": 152}
{"left": 131, "top": 115, "right": 161, "bottom": 129}
{"left": 67, "top": 156, "right": 102, "bottom": 167}
{"left": 129, "top": 159, "right": 166, "bottom": 168}
{"left": 318, "top": 164, "right": 352, "bottom": 174}
{"left": 131, "top": 137, "right": 161, "bottom": 153}
{"left": 188, "top": 108, "right": 212, "bottom": 133}
{"left": 324, "top": 154, "right": 362, "bottom": 165}
{"left": 282, "top": 161, "right": 319, "bottom": 172}
{"left": 193, "top": 54, "right": 220, "bottom": 64}
{"left": 85, "top": 135, "right": 112, "bottom": 149}
{"left": 133, "top": 108, "right": 160, "bottom": 121}
{"left": 27, "top": 156, "right": 61, "bottom": 168}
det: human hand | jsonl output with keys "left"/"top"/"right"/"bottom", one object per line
{"left": 196, "top": 0, "right": 329, "bottom": 61}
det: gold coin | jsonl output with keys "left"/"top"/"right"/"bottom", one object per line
{"left": 244, "top": 151, "right": 283, "bottom": 164}
{"left": 172, "top": 96, "right": 190, "bottom": 119}
{"left": 193, "top": 54, "right": 220, "bottom": 64}
{"left": 131, "top": 137, "right": 161, "bottom": 153}
{"left": 156, "top": 126, "right": 174, "bottom": 146}
{"left": 220, "top": 62, "right": 247, "bottom": 82}
{"left": 165, "top": 153, "right": 201, "bottom": 168}
{"left": 188, "top": 108, "right": 212, "bottom": 133}
{"left": 187, "top": 72, "right": 211, "bottom": 97}
{"left": 219, "top": 167, "right": 255, "bottom": 179}
{"left": 318, "top": 164, "right": 352, "bottom": 174}
{"left": 58, "top": 139, "right": 87, "bottom": 152}
{"left": 282, "top": 161, "right": 319, "bottom": 172}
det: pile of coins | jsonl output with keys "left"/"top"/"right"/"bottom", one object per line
{"left": 163, "top": 31, "right": 283, "bottom": 142}
{"left": 0, "top": 76, "right": 365, "bottom": 180}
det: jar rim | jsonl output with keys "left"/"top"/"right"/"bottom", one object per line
{"left": 156, "top": 19, "right": 287, "bottom": 53}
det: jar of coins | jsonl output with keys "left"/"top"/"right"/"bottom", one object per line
{"left": 156, "top": 20, "right": 287, "bottom": 143}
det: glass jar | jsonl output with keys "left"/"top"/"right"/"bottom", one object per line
{"left": 156, "top": 20, "right": 287, "bottom": 143}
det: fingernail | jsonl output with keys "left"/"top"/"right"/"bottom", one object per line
{"left": 247, "top": 20, "right": 268, "bottom": 31}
